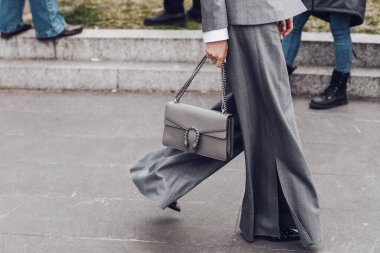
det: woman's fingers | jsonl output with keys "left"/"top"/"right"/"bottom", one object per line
{"left": 206, "top": 52, "right": 216, "bottom": 62}
{"left": 205, "top": 40, "right": 228, "bottom": 68}
{"left": 206, "top": 52, "right": 223, "bottom": 63}
{"left": 278, "top": 18, "right": 293, "bottom": 37}
{"left": 209, "top": 55, "right": 224, "bottom": 67}
{"left": 278, "top": 20, "right": 286, "bottom": 35}
{"left": 216, "top": 45, "right": 228, "bottom": 67}
{"left": 283, "top": 18, "right": 293, "bottom": 36}
{"left": 216, "top": 58, "right": 225, "bottom": 68}
{"left": 223, "top": 44, "right": 228, "bottom": 63}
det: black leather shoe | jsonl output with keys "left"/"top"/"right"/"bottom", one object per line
{"left": 268, "top": 227, "right": 301, "bottom": 242}
{"left": 286, "top": 64, "right": 297, "bottom": 76}
{"left": 309, "top": 69, "right": 349, "bottom": 110}
{"left": 144, "top": 12, "right": 187, "bottom": 27}
{"left": 1, "top": 24, "right": 32, "bottom": 39}
{"left": 167, "top": 201, "right": 181, "bottom": 212}
{"left": 187, "top": 8, "right": 202, "bottom": 23}
{"left": 57, "top": 24, "right": 83, "bottom": 38}
{"left": 38, "top": 24, "right": 83, "bottom": 41}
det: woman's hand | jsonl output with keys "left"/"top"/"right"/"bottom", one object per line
{"left": 277, "top": 18, "right": 293, "bottom": 37}
{"left": 205, "top": 40, "right": 228, "bottom": 68}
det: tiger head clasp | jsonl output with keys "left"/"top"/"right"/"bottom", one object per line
{"left": 184, "top": 126, "right": 200, "bottom": 152}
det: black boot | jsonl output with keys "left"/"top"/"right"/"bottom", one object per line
{"left": 167, "top": 201, "right": 181, "bottom": 212}
{"left": 309, "top": 69, "right": 349, "bottom": 110}
{"left": 187, "top": 8, "right": 202, "bottom": 23}
{"left": 286, "top": 64, "right": 297, "bottom": 76}
{"left": 1, "top": 24, "right": 32, "bottom": 39}
{"left": 144, "top": 11, "right": 187, "bottom": 27}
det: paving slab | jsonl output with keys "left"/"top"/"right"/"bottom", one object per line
{"left": 303, "top": 143, "right": 380, "bottom": 176}
{"left": 231, "top": 209, "right": 380, "bottom": 253}
{"left": 315, "top": 173, "right": 379, "bottom": 211}
{"left": 1, "top": 234, "right": 232, "bottom": 253}
{"left": 0, "top": 90, "right": 379, "bottom": 253}
{"left": 0, "top": 195, "right": 240, "bottom": 246}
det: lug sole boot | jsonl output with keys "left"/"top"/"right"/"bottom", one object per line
{"left": 287, "top": 64, "right": 297, "bottom": 76}
{"left": 310, "top": 69, "right": 350, "bottom": 110}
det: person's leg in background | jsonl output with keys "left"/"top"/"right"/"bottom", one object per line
{"left": 309, "top": 12, "right": 352, "bottom": 109}
{"left": 144, "top": 0, "right": 187, "bottom": 26}
{"left": 0, "top": 0, "right": 32, "bottom": 39}
{"left": 28, "top": 0, "right": 65, "bottom": 39}
{"left": 164, "top": 0, "right": 185, "bottom": 15}
{"left": 187, "top": 0, "right": 202, "bottom": 23}
{"left": 144, "top": 0, "right": 202, "bottom": 26}
{"left": 331, "top": 12, "right": 353, "bottom": 74}
{"left": 281, "top": 11, "right": 311, "bottom": 75}
{"left": 28, "top": 0, "right": 82, "bottom": 40}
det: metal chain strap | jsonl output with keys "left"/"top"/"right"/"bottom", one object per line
{"left": 174, "top": 55, "right": 228, "bottom": 114}
{"left": 220, "top": 63, "right": 227, "bottom": 114}
{"left": 174, "top": 55, "right": 207, "bottom": 103}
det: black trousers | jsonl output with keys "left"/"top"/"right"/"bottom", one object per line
{"left": 164, "top": 0, "right": 201, "bottom": 14}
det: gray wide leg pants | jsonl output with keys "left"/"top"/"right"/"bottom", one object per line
{"left": 130, "top": 22, "right": 323, "bottom": 246}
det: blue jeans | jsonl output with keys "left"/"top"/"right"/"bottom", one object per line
{"left": 0, "top": 0, "right": 66, "bottom": 38}
{"left": 282, "top": 11, "right": 352, "bottom": 73}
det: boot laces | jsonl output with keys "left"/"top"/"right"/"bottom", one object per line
{"left": 321, "top": 84, "right": 339, "bottom": 99}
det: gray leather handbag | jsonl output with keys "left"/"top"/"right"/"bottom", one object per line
{"left": 162, "top": 55, "right": 234, "bottom": 161}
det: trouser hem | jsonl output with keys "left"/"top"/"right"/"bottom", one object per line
{"left": 0, "top": 23, "right": 25, "bottom": 33}
{"left": 36, "top": 25, "right": 65, "bottom": 39}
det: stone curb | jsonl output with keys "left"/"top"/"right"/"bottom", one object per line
{"left": 1, "top": 60, "right": 378, "bottom": 99}
{"left": 1, "top": 30, "right": 380, "bottom": 68}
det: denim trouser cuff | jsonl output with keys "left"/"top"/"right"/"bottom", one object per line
{"left": 36, "top": 25, "right": 65, "bottom": 39}
{"left": 0, "top": 23, "right": 25, "bottom": 33}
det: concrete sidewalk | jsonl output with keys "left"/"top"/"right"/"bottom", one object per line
{"left": 0, "top": 90, "right": 379, "bottom": 253}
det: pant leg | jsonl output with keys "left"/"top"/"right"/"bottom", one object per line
{"left": 329, "top": 12, "right": 353, "bottom": 73}
{"left": 164, "top": 0, "right": 185, "bottom": 14}
{"left": 0, "top": 0, "right": 25, "bottom": 33}
{"left": 226, "top": 23, "right": 322, "bottom": 246}
{"left": 28, "top": 0, "right": 65, "bottom": 38}
{"left": 130, "top": 91, "right": 244, "bottom": 209}
{"left": 281, "top": 11, "right": 311, "bottom": 66}
{"left": 130, "top": 22, "right": 322, "bottom": 247}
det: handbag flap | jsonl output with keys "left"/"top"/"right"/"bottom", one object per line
{"left": 164, "top": 101, "right": 232, "bottom": 140}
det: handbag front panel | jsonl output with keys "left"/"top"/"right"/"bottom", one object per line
{"left": 164, "top": 101, "right": 231, "bottom": 139}
{"left": 162, "top": 124, "right": 229, "bottom": 161}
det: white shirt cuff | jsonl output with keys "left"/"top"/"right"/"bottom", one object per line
{"left": 202, "top": 28, "right": 229, "bottom": 43}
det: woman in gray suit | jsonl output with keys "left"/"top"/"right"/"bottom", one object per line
{"left": 130, "top": 0, "right": 323, "bottom": 247}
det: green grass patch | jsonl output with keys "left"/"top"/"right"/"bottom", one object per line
{"left": 59, "top": 0, "right": 379, "bottom": 33}
{"left": 61, "top": 4, "right": 102, "bottom": 27}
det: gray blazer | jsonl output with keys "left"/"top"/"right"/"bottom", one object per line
{"left": 200, "top": 0, "right": 307, "bottom": 32}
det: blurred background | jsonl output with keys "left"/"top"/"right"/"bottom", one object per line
{"left": 20, "top": 0, "right": 380, "bottom": 32}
